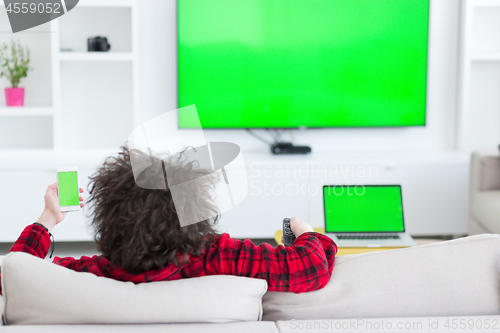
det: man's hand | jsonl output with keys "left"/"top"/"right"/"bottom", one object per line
{"left": 289, "top": 216, "right": 314, "bottom": 238}
{"left": 37, "top": 182, "right": 84, "bottom": 232}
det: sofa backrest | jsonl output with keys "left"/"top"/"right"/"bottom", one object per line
{"left": 1, "top": 252, "right": 267, "bottom": 325}
{"left": 263, "top": 234, "right": 500, "bottom": 320}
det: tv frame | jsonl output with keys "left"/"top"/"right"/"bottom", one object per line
{"left": 177, "top": 0, "right": 430, "bottom": 130}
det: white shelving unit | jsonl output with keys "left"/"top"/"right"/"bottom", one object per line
{"left": 0, "top": 0, "right": 140, "bottom": 241}
{"left": 59, "top": 52, "right": 134, "bottom": 62}
{"left": 0, "top": 0, "right": 139, "bottom": 152}
{"left": 53, "top": 0, "right": 140, "bottom": 151}
{"left": 474, "top": 0, "right": 500, "bottom": 7}
{"left": 0, "top": 107, "right": 53, "bottom": 116}
{"left": 471, "top": 52, "right": 500, "bottom": 61}
{"left": 77, "top": 0, "right": 133, "bottom": 7}
{"left": 458, "top": 0, "right": 500, "bottom": 152}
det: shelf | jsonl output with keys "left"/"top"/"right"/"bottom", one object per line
{"left": 59, "top": 52, "right": 133, "bottom": 62}
{"left": 72, "top": 0, "right": 133, "bottom": 8}
{"left": 0, "top": 107, "right": 53, "bottom": 116}
{"left": 471, "top": 52, "right": 500, "bottom": 61}
{"left": 473, "top": 0, "right": 500, "bottom": 7}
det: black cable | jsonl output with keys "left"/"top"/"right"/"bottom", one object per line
{"left": 245, "top": 128, "right": 274, "bottom": 145}
{"left": 265, "top": 128, "right": 277, "bottom": 143}
{"left": 49, "top": 233, "right": 55, "bottom": 259}
{"left": 274, "top": 129, "right": 283, "bottom": 142}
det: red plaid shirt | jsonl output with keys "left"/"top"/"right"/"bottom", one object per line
{"left": 1, "top": 224, "right": 337, "bottom": 294}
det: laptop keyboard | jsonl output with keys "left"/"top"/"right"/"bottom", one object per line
{"left": 337, "top": 233, "right": 400, "bottom": 240}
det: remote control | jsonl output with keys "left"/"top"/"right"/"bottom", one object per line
{"left": 283, "top": 218, "right": 296, "bottom": 246}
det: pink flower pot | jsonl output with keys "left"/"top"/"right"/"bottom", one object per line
{"left": 5, "top": 88, "right": 25, "bottom": 106}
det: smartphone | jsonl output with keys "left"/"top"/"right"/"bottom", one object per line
{"left": 57, "top": 167, "right": 80, "bottom": 212}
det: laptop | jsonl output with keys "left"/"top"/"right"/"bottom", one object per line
{"left": 323, "top": 185, "right": 416, "bottom": 247}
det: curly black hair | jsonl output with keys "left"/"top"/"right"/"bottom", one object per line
{"left": 86, "top": 146, "right": 220, "bottom": 274}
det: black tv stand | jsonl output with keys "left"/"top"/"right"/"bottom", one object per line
{"left": 271, "top": 142, "right": 312, "bottom": 155}
{"left": 245, "top": 129, "right": 312, "bottom": 155}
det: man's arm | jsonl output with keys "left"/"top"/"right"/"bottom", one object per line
{"left": 8, "top": 182, "right": 84, "bottom": 256}
{"left": 0, "top": 183, "right": 84, "bottom": 295}
{"left": 206, "top": 217, "right": 337, "bottom": 293}
{"left": 33, "top": 182, "right": 85, "bottom": 233}
{"left": 9, "top": 224, "right": 51, "bottom": 257}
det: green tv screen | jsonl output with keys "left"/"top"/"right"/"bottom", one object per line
{"left": 178, "top": 0, "right": 429, "bottom": 129}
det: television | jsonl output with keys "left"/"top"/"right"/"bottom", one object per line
{"left": 178, "top": 0, "right": 429, "bottom": 129}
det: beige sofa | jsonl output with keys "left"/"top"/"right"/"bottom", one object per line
{"left": 470, "top": 152, "right": 500, "bottom": 235}
{"left": 1, "top": 233, "right": 500, "bottom": 332}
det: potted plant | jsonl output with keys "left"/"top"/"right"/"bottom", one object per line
{"left": 0, "top": 40, "right": 31, "bottom": 107}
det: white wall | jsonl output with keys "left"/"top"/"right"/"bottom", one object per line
{"left": 0, "top": 0, "right": 466, "bottom": 242}
{"left": 139, "top": 0, "right": 461, "bottom": 153}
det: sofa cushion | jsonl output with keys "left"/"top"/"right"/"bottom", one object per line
{"left": 1, "top": 252, "right": 267, "bottom": 325}
{"left": 471, "top": 191, "right": 500, "bottom": 233}
{"left": 0, "top": 322, "right": 280, "bottom": 333}
{"left": 263, "top": 234, "right": 500, "bottom": 320}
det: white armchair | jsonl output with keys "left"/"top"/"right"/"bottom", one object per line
{"left": 469, "top": 152, "right": 500, "bottom": 234}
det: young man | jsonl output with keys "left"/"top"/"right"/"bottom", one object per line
{"left": 2, "top": 147, "right": 337, "bottom": 294}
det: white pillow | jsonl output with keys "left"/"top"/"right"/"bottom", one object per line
{"left": 2, "top": 252, "right": 267, "bottom": 325}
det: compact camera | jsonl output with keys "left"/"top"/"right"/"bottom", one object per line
{"left": 87, "top": 36, "right": 111, "bottom": 52}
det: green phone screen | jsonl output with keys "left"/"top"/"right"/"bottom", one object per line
{"left": 58, "top": 171, "right": 79, "bottom": 207}
{"left": 324, "top": 185, "right": 404, "bottom": 233}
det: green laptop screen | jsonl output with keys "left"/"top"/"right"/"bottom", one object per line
{"left": 323, "top": 185, "right": 405, "bottom": 233}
